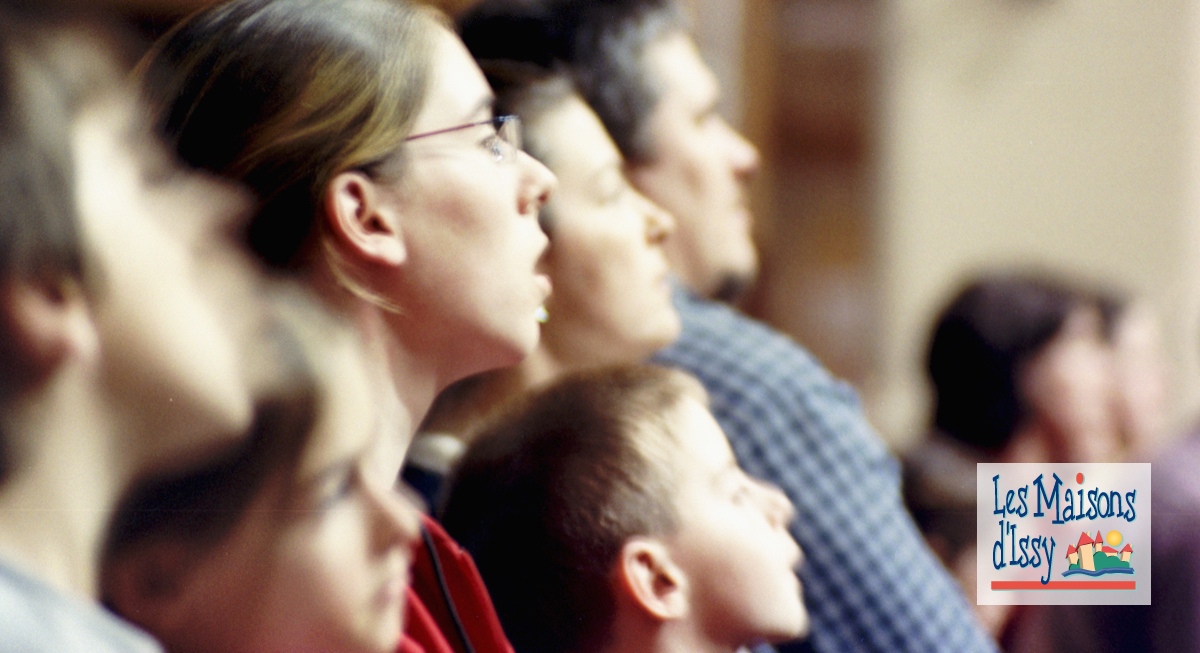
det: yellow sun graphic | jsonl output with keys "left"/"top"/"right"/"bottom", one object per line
{"left": 1106, "top": 530, "right": 1123, "bottom": 547}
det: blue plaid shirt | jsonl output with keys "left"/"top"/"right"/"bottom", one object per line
{"left": 652, "top": 285, "right": 998, "bottom": 653}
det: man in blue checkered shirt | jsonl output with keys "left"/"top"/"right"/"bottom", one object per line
{"left": 460, "top": 1, "right": 999, "bottom": 651}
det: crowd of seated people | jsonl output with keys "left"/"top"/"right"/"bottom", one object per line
{"left": 1, "top": 1, "right": 1195, "bottom": 653}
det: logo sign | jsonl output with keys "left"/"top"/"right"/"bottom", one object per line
{"left": 977, "top": 463, "right": 1150, "bottom": 605}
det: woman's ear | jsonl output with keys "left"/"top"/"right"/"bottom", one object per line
{"left": 325, "top": 171, "right": 406, "bottom": 267}
{"left": 617, "top": 537, "right": 688, "bottom": 621}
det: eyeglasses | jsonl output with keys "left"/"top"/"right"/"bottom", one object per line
{"left": 405, "top": 115, "right": 522, "bottom": 163}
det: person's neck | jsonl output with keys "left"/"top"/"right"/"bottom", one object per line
{"left": 368, "top": 308, "right": 432, "bottom": 440}
{"left": 0, "top": 362, "right": 127, "bottom": 599}
{"left": 307, "top": 265, "right": 440, "bottom": 439}
{"left": 419, "top": 345, "right": 562, "bottom": 443}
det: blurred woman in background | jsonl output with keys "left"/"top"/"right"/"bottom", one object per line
{"left": 903, "top": 271, "right": 1120, "bottom": 642}
{"left": 1095, "top": 292, "right": 1170, "bottom": 460}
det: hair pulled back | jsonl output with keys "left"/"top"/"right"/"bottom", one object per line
{"left": 141, "top": 0, "right": 437, "bottom": 269}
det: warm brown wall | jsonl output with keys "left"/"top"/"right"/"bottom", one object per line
{"left": 875, "top": 0, "right": 1198, "bottom": 449}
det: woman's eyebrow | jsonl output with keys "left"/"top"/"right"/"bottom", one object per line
{"left": 463, "top": 94, "right": 496, "bottom": 122}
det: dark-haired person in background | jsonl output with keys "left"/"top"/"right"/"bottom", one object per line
{"left": 456, "top": 1, "right": 998, "bottom": 651}
{"left": 904, "top": 272, "right": 1119, "bottom": 644}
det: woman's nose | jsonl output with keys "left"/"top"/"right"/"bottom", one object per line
{"left": 518, "top": 150, "right": 557, "bottom": 218}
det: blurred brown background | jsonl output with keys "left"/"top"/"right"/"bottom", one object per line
{"left": 677, "top": 0, "right": 1200, "bottom": 453}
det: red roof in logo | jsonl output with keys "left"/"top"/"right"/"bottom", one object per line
{"left": 1102, "top": 546, "right": 1118, "bottom": 554}
{"left": 1066, "top": 544, "right": 1077, "bottom": 556}
{"left": 1121, "top": 544, "right": 1133, "bottom": 553}
{"left": 1078, "top": 532, "right": 1095, "bottom": 546}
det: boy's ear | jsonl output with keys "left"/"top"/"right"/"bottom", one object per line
{"left": 0, "top": 276, "right": 96, "bottom": 388}
{"left": 325, "top": 171, "right": 406, "bottom": 267}
{"left": 103, "top": 541, "right": 193, "bottom": 630}
{"left": 617, "top": 537, "right": 688, "bottom": 621}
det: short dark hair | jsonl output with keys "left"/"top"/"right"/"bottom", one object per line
{"left": 458, "top": 0, "right": 683, "bottom": 164}
{"left": 927, "top": 273, "right": 1084, "bottom": 452}
{"left": 439, "top": 365, "right": 705, "bottom": 653}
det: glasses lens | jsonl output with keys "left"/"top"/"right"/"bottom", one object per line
{"left": 497, "top": 115, "right": 522, "bottom": 153}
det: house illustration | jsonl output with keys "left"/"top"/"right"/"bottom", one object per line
{"left": 1063, "top": 531, "right": 1134, "bottom": 576}
{"left": 1077, "top": 531, "right": 1096, "bottom": 571}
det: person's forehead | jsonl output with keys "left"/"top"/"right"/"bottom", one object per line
{"left": 72, "top": 96, "right": 143, "bottom": 224}
{"left": 417, "top": 26, "right": 494, "bottom": 127}
{"left": 538, "top": 97, "right": 621, "bottom": 182}
{"left": 663, "top": 396, "right": 732, "bottom": 469}
{"left": 646, "top": 32, "right": 719, "bottom": 110}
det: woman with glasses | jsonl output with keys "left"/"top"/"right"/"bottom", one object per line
{"left": 106, "top": 1, "right": 553, "bottom": 652}
{"left": 407, "top": 65, "right": 681, "bottom": 507}
{"left": 140, "top": 0, "right": 554, "bottom": 432}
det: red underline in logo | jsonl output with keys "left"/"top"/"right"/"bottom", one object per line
{"left": 991, "top": 581, "right": 1135, "bottom": 590}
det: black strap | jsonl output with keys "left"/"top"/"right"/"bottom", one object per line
{"left": 421, "top": 525, "right": 478, "bottom": 653}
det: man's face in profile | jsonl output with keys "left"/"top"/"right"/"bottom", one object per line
{"left": 625, "top": 32, "right": 761, "bottom": 301}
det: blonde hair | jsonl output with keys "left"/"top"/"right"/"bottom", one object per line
{"left": 140, "top": 0, "right": 441, "bottom": 274}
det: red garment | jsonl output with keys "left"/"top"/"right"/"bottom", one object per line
{"left": 399, "top": 516, "right": 515, "bottom": 653}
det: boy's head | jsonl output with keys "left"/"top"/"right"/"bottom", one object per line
{"left": 103, "top": 299, "right": 422, "bottom": 653}
{"left": 441, "top": 365, "right": 808, "bottom": 653}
